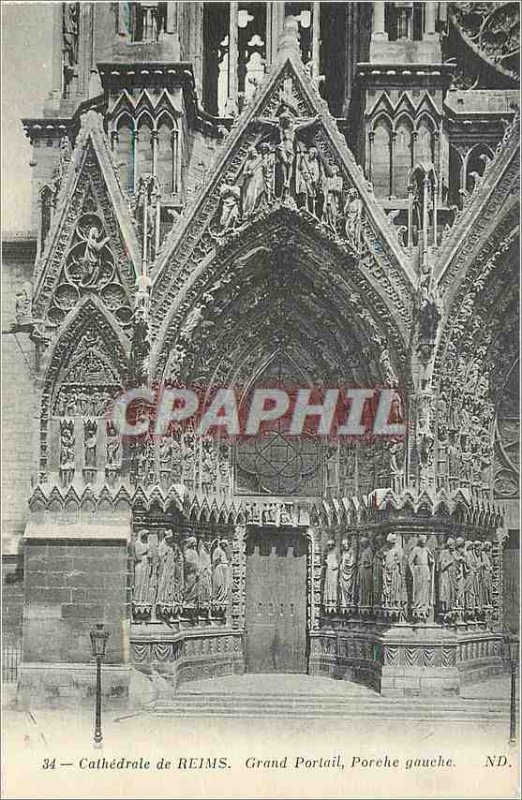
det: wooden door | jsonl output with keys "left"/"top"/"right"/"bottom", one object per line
{"left": 244, "top": 530, "right": 307, "bottom": 673}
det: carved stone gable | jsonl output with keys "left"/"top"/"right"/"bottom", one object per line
{"left": 151, "top": 53, "right": 416, "bottom": 356}
{"left": 32, "top": 112, "right": 140, "bottom": 332}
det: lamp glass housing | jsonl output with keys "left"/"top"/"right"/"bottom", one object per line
{"left": 90, "top": 623, "right": 109, "bottom": 658}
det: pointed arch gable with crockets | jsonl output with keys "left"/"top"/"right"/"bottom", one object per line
{"left": 151, "top": 50, "right": 417, "bottom": 332}
{"left": 434, "top": 113, "right": 519, "bottom": 299}
{"left": 38, "top": 296, "right": 131, "bottom": 477}
{"left": 32, "top": 110, "right": 141, "bottom": 328}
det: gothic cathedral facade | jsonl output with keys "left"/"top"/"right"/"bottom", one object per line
{"left": 2, "top": 1, "right": 519, "bottom": 706}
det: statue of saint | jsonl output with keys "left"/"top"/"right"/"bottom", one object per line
{"left": 382, "top": 533, "right": 404, "bottom": 610}
{"left": 437, "top": 537, "right": 457, "bottom": 617}
{"left": 81, "top": 227, "right": 110, "bottom": 287}
{"left": 15, "top": 282, "right": 32, "bottom": 324}
{"left": 454, "top": 537, "right": 468, "bottom": 614}
{"left": 323, "top": 165, "right": 343, "bottom": 230}
{"left": 344, "top": 188, "right": 363, "bottom": 249}
{"left": 357, "top": 536, "right": 373, "bottom": 611}
{"left": 84, "top": 420, "right": 97, "bottom": 468}
{"left": 159, "top": 436, "right": 173, "bottom": 469}
{"left": 133, "top": 530, "right": 152, "bottom": 605}
{"left": 322, "top": 539, "right": 338, "bottom": 611}
{"left": 183, "top": 536, "right": 200, "bottom": 606}
{"left": 63, "top": 2, "right": 79, "bottom": 71}
{"left": 472, "top": 540, "right": 484, "bottom": 614}
{"left": 408, "top": 534, "right": 434, "bottom": 620}
{"left": 296, "top": 146, "right": 322, "bottom": 215}
{"left": 198, "top": 540, "right": 212, "bottom": 609}
{"left": 259, "top": 142, "right": 275, "bottom": 204}
{"left": 479, "top": 541, "right": 493, "bottom": 609}
{"left": 59, "top": 421, "right": 75, "bottom": 486}
{"left": 212, "top": 539, "right": 230, "bottom": 605}
{"left": 156, "top": 531, "right": 184, "bottom": 608}
{"left": 463, "top": 540, "right": 478, "bottom": 617}
{"left": 217, "top": 184, "right": 240, "bottom": 233}
{"left": 241, "top": 147, "right": 266, "bottom": 218}
{"left": 339, "top": 537, "right": 358, "bottom": 609}
{"left": 372, "top": 534, "right": 386, "bottom": 609}
{"left": 106, "top": 423, "right": 121, "bottom": 466}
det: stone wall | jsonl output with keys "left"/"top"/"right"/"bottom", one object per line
{"left": 17, "top": 511, "right": 133, "bottom": 707}
{"left": 1, "top": 236, "right": 36, "bottom": 555}
{"left": 2, "top": 558, "right": 24, "bottom": 642}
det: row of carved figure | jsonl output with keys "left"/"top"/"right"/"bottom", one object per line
{"left": 132, "top": 530, "right": 231, "bottom": 622}
{"left": 213, "top": 111, "right": 363, "bottom": 249}
{"left": 58, "top": 419, "right": 121, "bottom": 486}
{"left": 322, "top": 534, "right": 494, "bottom": 624}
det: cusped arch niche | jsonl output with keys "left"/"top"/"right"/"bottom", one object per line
{"left": 39, "top": 298, "right": 130, "bottom": 480}
{"left": 156, "top": 229, "right": 408, "bottom": 500}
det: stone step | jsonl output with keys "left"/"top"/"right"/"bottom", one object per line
{"left": 153, "top": 708, "right": 508, "bottom": 720}
{"left": 152, "top": 695, "right": 509, "bottom": 720}
{"left": 158, "top": 692, "right": 510, "bottom": 707}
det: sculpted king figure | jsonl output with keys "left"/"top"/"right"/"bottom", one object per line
{"left": 323, "top": 539, "right": 338, "bottom": 611}
{"left": 408, "top": 534, "right": 435, "bottom": 621}
{"left": 382, "top": 533, "right": 404, "bottom": 614}
{"left": 438, "top": 536, "right": 457, "bottom": 619}
{"left": 339, "top": 537, "right": 358, "bottom": 610}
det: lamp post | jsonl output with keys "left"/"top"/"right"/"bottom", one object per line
{"left": 90, "top": 623, "right": 109, "bottom": 747}
{"left": 504, "top": 632, "right": 519, "bottom": 745}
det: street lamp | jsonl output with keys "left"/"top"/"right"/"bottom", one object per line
{"left": 504, "top": 632, "right": 519, "bottom": 745}
{"left": 90, "top": 623, "right": 109, "bottom": 747}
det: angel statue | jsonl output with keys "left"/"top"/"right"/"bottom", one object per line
{"left": 66, "top": 218, "right": 112, "bottom": 289}
{"left": 80, "top": 226, "right": 110, "bottom": 286}
{"left": 344, "top": 188, "right": 363, "bottom": 251}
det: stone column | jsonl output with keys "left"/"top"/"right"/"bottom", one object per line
{"left": 228, "top": 2, "right": 239, "bottom": 110}
{"left": 117, "top": 2, "right": 130, "bottom": 37}
{"left": 269, "top": 1, "right": 286, "bottom": 63}
{"left": 424, "top": 1, "right": 438, "bottom": 37}
{"left": 311, "top": 2, "right": 321, "bottom": 76}
{"left": 372, "top": 1, "right": 388, "bottom": 39}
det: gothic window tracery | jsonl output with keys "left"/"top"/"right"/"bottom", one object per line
{"left": 113, "top": 114, "right": 135, "bottom": 193}
{"left": 136, "top": 114, "right": 154, "bottom": 186}
{"left": 385, "top": 1, "right": 424, "bottom": 42}
{"left": 128, "top": 1, "right": 168, "bottom": 42}
{"left": 371, "top": 117, "right": 393, "bottom": 197}
{"left": 416, "top": 115, "right": 436, "bottom": 165}
{"left": 109, "top": 109, "right": 180, "bottom": 199}
{"left": 238, "top": 4, "right": 267, "bottom": 104}
{"left": 203, "top": 3, "right": 230, "bottom": 116}
{"left": 394, "top": 116, "right": 414, "bottom": 197}
{"left": 156, "top": 114, "right": 179, "bottom": 195}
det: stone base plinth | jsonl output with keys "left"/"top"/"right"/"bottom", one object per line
{"left": 17, "top": 662, "right": 132, "bottom": 708}
{"left": 309, "top": 624, "right": 505, "bottom": 697}
{"left": 130, "top": 625, "right": 244, "bottom": 694}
